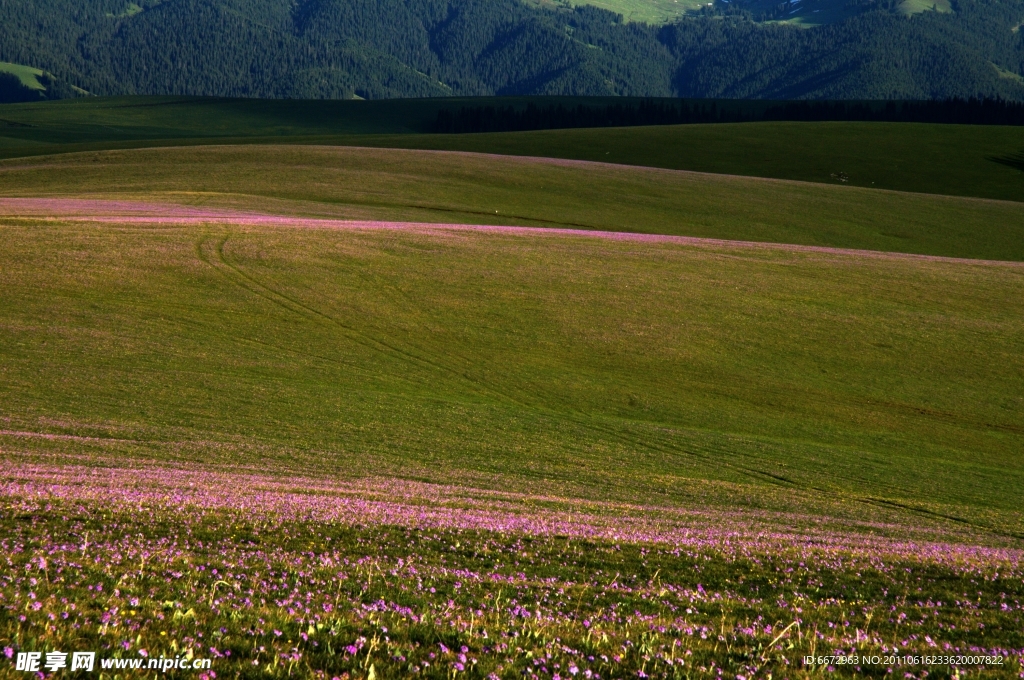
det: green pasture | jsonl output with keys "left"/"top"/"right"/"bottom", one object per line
{"left": 1, "top": 96, "right": 1023, "bottom": 201}
{"left": 357, "top": 122, "right": 1024, "bottom": 202}
{"left": 1, "top": 213, "right": 1022, "bottom": 538}
{"left": 750, "top": 0, "right": 867, "bottom": 26}
{"left": 526, "top": 0, "right": 702, "bottom": 24}
{"left": 1, "top": 145, "right": 1023, "bottom": 542}
{"left": 1, "top": 145, "right": 1023, "bottom": 261}
{"left": 0, "top": 61, "right": 46, "bottom": 91}
{"left": 569, "top": 0, "right": 702, "bottom": 24}
{"left": 106, "top": 2, "right": 143, "bottom": 17}
{"left": 897, "top": 0, "right": 952, "bottom": 15}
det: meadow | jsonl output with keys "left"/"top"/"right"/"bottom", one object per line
{"left": 561, "top": 0, "right": 701, "bottom": 25}
{"left": 1, "top": 145, "right": 1024, "bottom": 260}
{"left": 2, "top": 96, "right": 1024, "bottom": 201}
{"left": 1, "top": 130, "right": 1023, "bottom": 678}
{"left": 0, "top": 63, "right": 45, "bottom": 92}
{"left": 3, "top": 467, "right": 1022, "bottom": 679}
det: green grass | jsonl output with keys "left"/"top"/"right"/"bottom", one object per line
{"left": 0, "top": 96, "right": 474, "bottom": 143}
{"left": 896, "top": 0, "right": 952, "bottom": 15}
{"left": 1, "top": 145, "right": 1023, "bottom": 541}
{"left": 1, "top": 145, "right": 1023, "bottom": 261}
{"left": 357, "top": 122, "right": 1024, "bottom": 202}
{"left": 569, "top": 0, "right": 703, "bottom": 24}
{"left": 526, "top": 0, "right": 702, "bottom": 24}
{"left": 2, "top": 103, "right": 1024, "bottom": 679}
{"left": 1, "top": 97, "right": 1023, "bottom": 202}
{"left": 6, "top": 498, "right": 1022, "bottom": 680}
{"left": 105, "top": 2, "right": 143, "bottom": 17}
{"left": 0, "top": 61, "right": 46, "bottom": 91}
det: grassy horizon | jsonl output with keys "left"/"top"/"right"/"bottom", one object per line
{"left": 2, "top": 141, "right": 1024, "bottom": 678}
{"left": 1, "top": 96, "right": 1023, "bottom": 201}
{"left": 1, "top": 145, "right": 1024, "bottom": 262}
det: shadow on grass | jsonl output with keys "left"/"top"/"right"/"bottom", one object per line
{"left": 990, "top": 151, "right": 1024, "bottom": 172}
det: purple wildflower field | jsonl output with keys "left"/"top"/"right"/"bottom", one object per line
{"left": 1, "top": 199, "right": 1022, "bottom": 679}
{"left": 1, "top": 461, "right": 1022, "bottom": 679}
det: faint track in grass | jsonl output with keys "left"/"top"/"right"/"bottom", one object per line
{"left": 196, "top": 231, "right": 543, "bottom": 410}
{"left": 6, "top": 198, "right": 1021, "bottom": 538}
{"left": 860, "top": 497, "right": 1024, "bottom": 541}
{"left": 197, "top": 228, "right": 779, "bottom": 489}
{"left": 3, "top": 197, "right": 1023, "bottom": 266}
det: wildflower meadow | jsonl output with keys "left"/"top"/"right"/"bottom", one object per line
{"left": 1, "top": 192, "right": 1022, "bottom": 679}
{"left": 1, "top": 463, "right": 1022, "bottom": 679}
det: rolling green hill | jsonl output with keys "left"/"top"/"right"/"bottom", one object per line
{"left": 361, "top": 121, "right": 1024, "bottom": 202}
{"left": 1, "top": 143, "right": 1022, "bottom": 258}
{"left": 3, "top": 186, "right": 1023, "bottom": 679}
{"left": 2, "top": 108, "right": 1023, "bottom": 678}
{"left": 1, "top": 150, "right": 1022, "bottom": 537}
{"left": 0, "top": 62, "right": 47, "bottom": 91}
{"left": 2, "top": 97, "right": 1023, "bottom": 202}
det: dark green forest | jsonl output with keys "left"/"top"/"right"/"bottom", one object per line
{"left": 1, "top": 0, "right": 1023, "bottom": 100}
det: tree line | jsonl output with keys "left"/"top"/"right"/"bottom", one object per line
{"left": 0, "top": 0, "right": 1022, "bottom": 101}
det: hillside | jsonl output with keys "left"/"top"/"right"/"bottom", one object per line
{"left": 2, "top": 96, "right": 1023, "bottom": 202}
{"left": 2, "top": 147, "right": 1023, "bottom": 528}
{"left": 1, "top": 119, "right": 1023, "bottom": 676}
{"left": 2, "top": 142, "right": 1023, "bottom": 256}
{"left": 3, "top": 184, "right": 1023, "bottom": 677}
{"left": 1, "top": 0, "right": 1023, "bottom": 100}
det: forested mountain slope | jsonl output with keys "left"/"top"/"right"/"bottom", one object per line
{"left": 1, "top": 0, "right": 1022, "bottom": 100}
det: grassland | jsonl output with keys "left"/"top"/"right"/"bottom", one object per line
{"left": 896, "top": 0, "right": 953, "bottom": 15}
{"left": 1, "top": 140, "right": 1023, "bottom": 677}
{"left": 1, "top": 149, "right": 1023, "bottom": 526}
{"left": 2, "top": 190, "right": 1023, "bottom": 677}
{"left": 1, "top": 145, "right": 1024, "bottom": 261}
{"left": 0, "top": 63, "right": 46, "bottom": 92}
{"left": 527, "top": 0, "right": 701, "bottom": 24}
{"left": 1, "top": 97, "right": 1023, "bottom": 202}
{"left": 567, "top": 0, "right": 702, "bottom": 24}
{"left": 359, "top": 122, "right": 1024, "bottom": 202}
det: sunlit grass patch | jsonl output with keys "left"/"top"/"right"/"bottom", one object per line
{"left": 0, "top": 62, "right": 46, "bottom": 92}
{"left": 1, "top": 466, "right": 1022, "bottom": 679}
{"left": 1, "top": 187, "right": 1023, "bottom": 678}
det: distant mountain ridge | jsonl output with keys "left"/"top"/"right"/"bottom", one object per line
{"left": 1, "top": 0, "right": 1022, "bottom": 101}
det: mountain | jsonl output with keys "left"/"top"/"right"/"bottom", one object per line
{"left": 1, "top": 0, "right": 1022, "bottom": 101}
